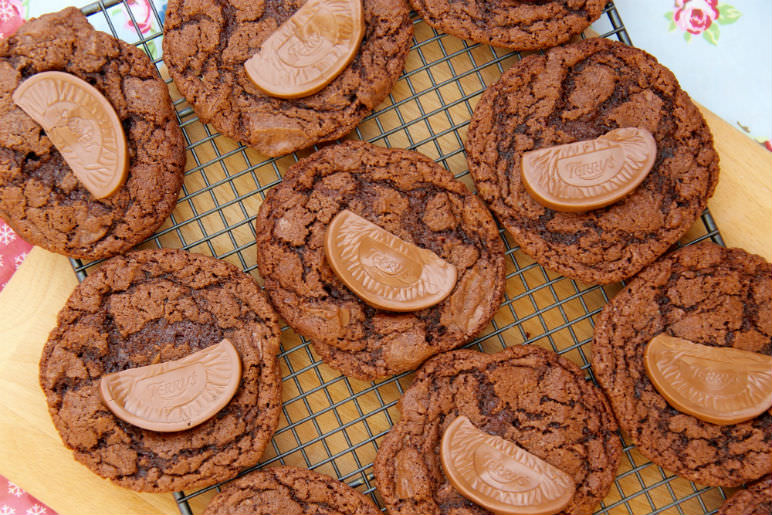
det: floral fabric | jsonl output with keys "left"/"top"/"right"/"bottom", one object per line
{"left": 593, "top": 0, "right": 771, "bottom": 151}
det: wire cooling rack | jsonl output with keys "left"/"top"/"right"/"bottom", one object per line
{"left": 71, "top": 1, "right": 729, "bottom": 514}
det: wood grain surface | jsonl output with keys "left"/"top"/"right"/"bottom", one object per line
{"left": 1, "top": 25, "right": 770, "bottom": 515}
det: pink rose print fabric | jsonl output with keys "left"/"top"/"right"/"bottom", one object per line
{"left": 666, "top": 0, "right": 741, "bottom": 44}
{"left": 0, "top": 221, "right": 32, "bottom": 293}
{"left": 121, "top": 0, "right": 153, "bottom": 34}
{"left": 674, "top": 0, "right": 718, "bottom": 35}
{"left": 0, "top": 475, "right": 58, "bottom": 515}
{"left": 0, "top": 0, "right": 24, "bottom": 39}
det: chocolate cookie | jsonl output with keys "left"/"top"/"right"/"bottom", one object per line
{"left": 373, "top": 345, "right": 622, "bottom": 515}
{"left": 255, "top": 141, "right": 505, "bottom": 380}
{"left": 410, "top": 0, "right": 605, "bottom": 50}
{"left": 0, "top": 8, "right": 185, "bottom": 260}
{"left": 203, "top": 466, "right": 380, "bottom": 515}
{"left": 592, "top": 242, "right": 772, "bottom": 486}
{"left": 718, "top": 476, "right": 772, "bottom": 515}
{"left": 39, "top": 249, "right": 283, "bottom": 492}
{"left": 466, "top": 38, "right": 719, "bottom": 284}
{"left": 163, "top": 0, "right": 412, "bottom": 157}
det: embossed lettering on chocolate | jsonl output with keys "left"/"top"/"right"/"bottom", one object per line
{"left": 521, "top": 127, "right": 656, "bottom": 213}
{"left": 466, "top": 38, "right": 719, "bottom": 284}
{"left": 324, "top": 209, "right": 458, "bottom": 312}
{"left": 440, "top": 415, "right": 575, "bottom": 515}
{"left": 39, "top": 249, "right": 283, "bottom": 492}
{"left": 245, "top": 0, "right": 365, "bottom": 99}
{"left": 99, "top": 339, "right": 242, "bottom": 432}
{"left": 643, "top": 334, "right": 772, "bottom": 426}
{"left": 163, "top": 0, "right": 412, "bottom": 157}
{"left": 255, "top": 141, "right": 505, "bottom": 380}
{"left": 374, "top": 345, "right": 621, "bottom": 515}
{"left": 12, "top": 71, "right": 128, "bottom": 199}
{"left": 0, "top": 8, "right": 185, "bottom": 260}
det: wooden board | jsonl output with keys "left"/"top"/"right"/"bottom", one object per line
{"left": 1, "top": 21, "right": 771, "bottom": 515}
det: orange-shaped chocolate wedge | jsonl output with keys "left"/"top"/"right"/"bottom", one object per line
{"left": 521, "top": 127, "right": 656, "bottom": 212}
{"left": 12, "top": 71, "right": 128, "bottom": 199}
{"left": 99, "top": 339, "right": 241, "bottom": 432}
{"left": 644, "top": 334, "right": 772, "bottom": 425}
{"left": 245, "top": 0, "right": 364, "bottom": 99}
{"left": 324, "top": 209, "right": 457, "bottom": 312}
{"left": 440, "top": 415, "right": 575, "bottom": 515}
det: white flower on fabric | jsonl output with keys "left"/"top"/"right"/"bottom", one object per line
{"left": 14, "top": 252, "right": 27, "bottom": 269}
{"left": 0, "top": 505, "right": 16, "bottom": 515}
{"left": 0, "top": 223, "right": 16, "bottom": 246}
{"left": 6, "top": 482, "right": 23, "bottom": 497}
{"left": 25, "top": 505, "right": 46, "bottom": 515}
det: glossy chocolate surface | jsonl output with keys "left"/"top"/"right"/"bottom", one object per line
{"left": 245, "top": 0, "right": 364, "bottom": 99}
{"left": 521, "top": 127, "right": 656, "bottom": 212}
{"left": 644, "top": 334, "right": 772, "bottom": 425}
{"left": 99, "top": 339, "right": 241, "bottom": 432}
{"left": 12, "top": 71, "right": 128, "bottom": 199}
{"left": 324, "top": 209, "right": 457, "bottom": 312}
{"left": 440, "top": 415, "right": 575, "bottom": 515}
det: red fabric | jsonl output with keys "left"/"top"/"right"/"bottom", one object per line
{"left": 0, "top": 5, "right": 29, "bottom": 293}
{"left": 0, "top": 221, "right": 32, "bottom": 293}
{"left": 0, "top": 475, "right": 58, "bottom": 515}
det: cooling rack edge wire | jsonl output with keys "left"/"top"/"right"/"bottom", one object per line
{"left": 69, "top": 1, "right": 729, "bottom": 514}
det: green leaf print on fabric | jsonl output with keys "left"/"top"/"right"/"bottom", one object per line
{"left": 666, "top": 11, "right": 677, "bottom": 31}
{"left": 717, "top": 3, "right": 741, "bottom": 24}
{"left": 703, "top": 22, "right": 719, "bottom": 45}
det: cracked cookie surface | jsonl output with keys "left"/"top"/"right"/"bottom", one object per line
{"left": 203, "top": 466, "right": 380, "bottom": 515}
{"left": 39, "top": 249, "right": 283, "bottom": 492}
{"left": 373, "top": 345, "right": 622, "bottom": 515}
{"left": 717, "top": 475, "right": 772, "bottom": 515}
{"left": 592, "top": 242, "right": 772, "bottom": 486}
{"left": 163, "top": 0, "right": 412, "bottom": 158}
{"left": 255, "top": 141, "right": 505, "bottom": 380}
{"left": 0, "top": 8, "right": 185, "bottom": 260}
{"left": 466, "top": 38, "right": 719, "bottom": 284}
{"left": 410, "top": 0, "right": 605, "bottom": 50}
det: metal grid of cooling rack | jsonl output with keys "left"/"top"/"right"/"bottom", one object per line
{"left": 72, "top": 1, "right": 729, "bottom": 514}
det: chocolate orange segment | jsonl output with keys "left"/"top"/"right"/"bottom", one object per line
{"left": 440, "top": 415, "right": 575, "bottom": 515}
{"left": 245, "top": 0, "right": 364, "bottom": 99}
{"left": 12, "top": 71, "right": 128, "bottom": 199}
{"left": 324, "top": 209, "right": 457, "bottom": 312}
{"left": 99, "top": 339, "right": 241, "bottom": 432}
{"left": 521, "top": 127, "right": 656, "bottom": 212}
{"left": 644, "top": 334, "right": 772, "bottom": 425}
